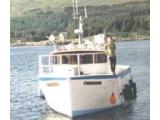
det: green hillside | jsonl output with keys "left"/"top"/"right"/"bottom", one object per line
{"left": 11, "top": 0, "right": 150, "bottom": 43}
{"left": 11, "top": 0, "right": 148, "bottom": 16}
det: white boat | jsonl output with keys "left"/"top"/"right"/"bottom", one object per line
{"left": 37, "top": 0, "right": 137, "bottom": 117}
{"left": 37, "top": 45, "right": 137, "bottom": 117}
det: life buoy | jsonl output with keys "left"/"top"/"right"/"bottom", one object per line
{"left": 110, "top": 92, "right": 116, "bottom": 104}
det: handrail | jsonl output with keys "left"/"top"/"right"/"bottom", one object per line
{"left": 40, "top": 52, "right": 105, "bottom": 57}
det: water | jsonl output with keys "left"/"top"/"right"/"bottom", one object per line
{"left": 10, "top": 40, "right": 150, "bottom": 120}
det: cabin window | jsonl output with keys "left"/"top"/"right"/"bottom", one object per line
{"left": 62, "top": 55, "right": 78, "bottom": 64}
{"left": 62, "top": 55, "right": 69, "bottom": 64}
{"left": 80, "top": 55, "right": 93, "bottom": 64}
{"left": 42, "top": 56, "right": 49, "bottom": 65}
{"left": 52, "top": 56, "right": 60, "bottom": 64}
{"left": 94, "top": 54, "right": 107, "bottom": 63}
{"left": 70, "top": 55, "right": 77, "bottom": 64}
{"left": 49, "top": 56, "right": 53, "bottom": 65}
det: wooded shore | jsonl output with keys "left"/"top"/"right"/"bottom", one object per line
{"left": 11, "top": 36, "right": 150, "bottom": 47}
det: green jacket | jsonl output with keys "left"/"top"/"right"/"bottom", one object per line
{"left": 104, "top": 43, "right": 116, "bottom": 57}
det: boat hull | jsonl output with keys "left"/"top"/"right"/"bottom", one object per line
{"left": 38, "top": 75, "right": 129, "bottom": 117}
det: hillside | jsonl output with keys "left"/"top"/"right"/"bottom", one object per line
{"left": 11, "top": 0, "right": 149, "bottom": 16}
{"left": 11, "top": 0, "right": 150, "bottom": 43}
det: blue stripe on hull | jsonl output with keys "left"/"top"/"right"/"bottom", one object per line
{"left": 38, "top": 75, "right": 117, "bottom": 81}
{"left": 38, "top": 75, "right": 116, "bottom": 81}
{"left": 71, "top": 75, "right": 116, "bottom": 80}
{"left": 38, "top": 77, "right": 67, "bottom": 81}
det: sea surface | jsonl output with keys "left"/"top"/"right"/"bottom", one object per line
{"left": 10, "top": 40, "right": 150, "bottom": 120}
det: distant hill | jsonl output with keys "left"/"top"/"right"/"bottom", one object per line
{"left": 11, "top": 0, "right": 149, "bottom": 16}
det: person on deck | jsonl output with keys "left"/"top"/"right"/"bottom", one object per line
{"left": 104, "top": 36, "right": 116, "bottom": 75}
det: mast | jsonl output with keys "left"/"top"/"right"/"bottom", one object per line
{"left": 78, "top": 15, "right": 83, "bottom": 45}
{"left": 72, "top": 0, "right": 87, "bottom": 46}
{"left": 84, "top": 5, "right": 87, "bottom": 18}
{"left": 72, "top": 0, "right": 76, "bottom": 18}
{"left": 75, "top": 0, "right": 78, "bottom": 16}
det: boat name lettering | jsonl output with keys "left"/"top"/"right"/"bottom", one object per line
{"left": 84, "top": 81, "right": 102, "bottom": 85}
{"left": 47, "top": 82, "right": 60, "bottom": 87}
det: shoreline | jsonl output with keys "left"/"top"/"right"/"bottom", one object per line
{"left": 10, "top": 38, "right": 150, "bottom": 47}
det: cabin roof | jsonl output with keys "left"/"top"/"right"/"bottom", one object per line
{"left": 51, "top": 50, "right": 105, "bottom": 55}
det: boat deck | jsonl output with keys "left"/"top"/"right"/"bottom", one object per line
{"left": 38, "top": 65, "right": 131, "bottom": 80}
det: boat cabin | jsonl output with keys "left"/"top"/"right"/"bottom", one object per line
{"left": 39, "top": 50, "right": 110, "bottom": 77}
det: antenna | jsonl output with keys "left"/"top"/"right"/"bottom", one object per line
{"left": 78, "top": 16, "right": 83, "bottom": 45}
{"left": 75, "top": 0, "right": 78, "bottom": 16}
{"left": 103, "top": 29, "right": 106, "bottom": 41}
{"left": 84, "top": 5, "right": 87, "bottom": 18}
{"left": 72, "top": 0, "right": 86, "bottom": 46}
{"left": 72, "top": 0, "right": 76, "bottom": 18}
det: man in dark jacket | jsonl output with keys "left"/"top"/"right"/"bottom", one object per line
{"left": 104, "top": 37, "right": 116, "bottom": 75}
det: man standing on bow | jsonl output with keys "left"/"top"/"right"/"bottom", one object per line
{"left": 104, "top": 36, "right": 116, "bottom": 75}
